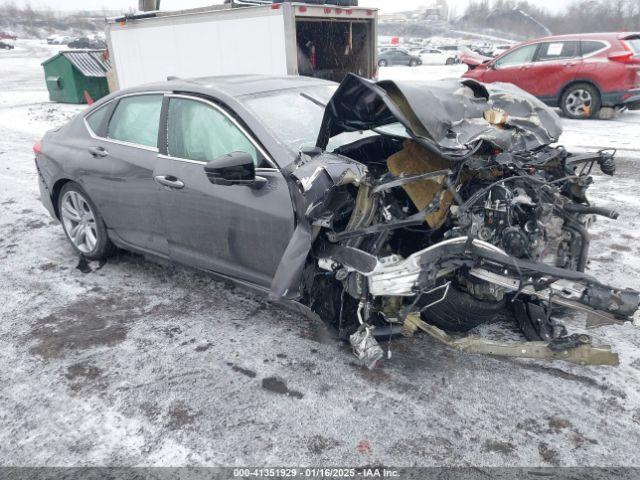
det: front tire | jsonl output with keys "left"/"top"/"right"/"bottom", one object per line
{"left": 58, "top": 182, "right": 114, "bottom": 260}
{"left": 445, "top": 57, "right": 455, "bottom": 65}
{"left": 415, "top": 285, "right": 506, "bottom": 332}
{"left": 560, "top": 83, "right": 601, "bottom": 119}
{"left": 409, "top": 59, "right": 418, "bottom": 67}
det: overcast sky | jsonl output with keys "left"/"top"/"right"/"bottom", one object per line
{"left": 0, "top": 0, "right": 576, "bottom": 13}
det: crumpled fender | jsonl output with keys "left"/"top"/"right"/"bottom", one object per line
{"left": 316, "top": 73, "right": 562, "bottom": 154}
{"left": 269, "top": 152, "right": 368, "bottom": 300}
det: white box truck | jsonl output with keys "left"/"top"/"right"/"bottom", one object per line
{"left": 105, "top": 2, "right": 378, "bottom": 90}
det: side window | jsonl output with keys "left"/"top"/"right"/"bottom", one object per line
{"left": 167, "top": 97, "right": 261, "bottom": 166}
{"left": 495, "top": 44, "right": 538, "bottom": 68}
{"left": 85, "top": 103, "right": 111, "bottom": 136}
{"left": 581, "top": 40, "right": 606, "bottom": 56}
{"left": 535, "top": 41, "right": 580, "bottom": 61}
{"left": 107, "top": 94, "right": 162, "bottom": 148}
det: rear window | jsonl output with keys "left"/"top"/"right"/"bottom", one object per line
{"left": 85, "top": 104, "right": 111, "bottom": 136}
{"left": 581, "top": 40, "right": 606, "bottom": 56}
{"left": 535, "top": 41, "right": 580, "bottom": 61}
{"left": 107, "top": 95, "right": 162, "bottom": 148}
{"left": 625, "top": 38, "right": 640, "bottom": 54}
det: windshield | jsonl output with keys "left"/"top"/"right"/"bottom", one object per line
{"left": 241, "top": 86, "right": 387, "bottom": 153}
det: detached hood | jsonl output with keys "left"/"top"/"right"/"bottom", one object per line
{"left": 316, "top": 74, "right": 562, "bottom": 155}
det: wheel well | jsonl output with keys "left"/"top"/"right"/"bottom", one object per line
{"left": 558, "top": 80, "right": 602, "bottom": 105}
{"left": 51, "top": 178, "right": 73, "bottom": 219}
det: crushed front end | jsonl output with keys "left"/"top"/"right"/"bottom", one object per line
{"left": 272, "top": 74, "right": 640, "bottom": 368}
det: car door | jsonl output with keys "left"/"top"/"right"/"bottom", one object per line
{"left": 154, "top": 94, "right": 295, "bottom": 288}
{"left": 576, "top": 39, "right": 611, "bottom": 91}
{"left": 389, "top": 50, "right": 408, "bottom": 65}
{"left": 420, "top": 49, "right": 442, "bottom": 65}
{"left": 483, "top": 43, "right": 539, "bottom": 91}
{"left": 80, "top": 93, "right": 168, "bottom": 256}
{"left": 386, "top": 51, "right": 399, "bottom": 65}
{"left": 528, "top": 41, "right": 581, "bottom": 100}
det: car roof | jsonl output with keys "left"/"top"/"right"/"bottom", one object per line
{"left": 523, "top": 32, "right": 639, "bottom": 44}
{"left": 122, "top": 74, "right": 337, "bottom": 100}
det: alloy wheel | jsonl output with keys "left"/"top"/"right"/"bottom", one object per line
{"left": 565, "top": 89, "right": 593, "bottom": 117}
{"left": 60, "top": 191, "right": 98, "bottom": 254}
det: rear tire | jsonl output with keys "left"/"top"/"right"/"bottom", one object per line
{"left": 58, "top": 182, "right": 114, "bottom": 261}
{"left": 409, "top": 59, "right": 418, "bottom": 67}
{"left": 378, "top": 59, "right": 388, "bottom": 67}
{"left": 560, "top": 83, "right": 601, "bottom": 119}
{"left": 445, "top": 57, "right": 455, "bottom": 65}
{"left": 415, "top": 285, "right": 506, "bottom": 332}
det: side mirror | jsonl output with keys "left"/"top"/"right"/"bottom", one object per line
{"left": 204, "top": 151, "right": 266, "bottom": 189}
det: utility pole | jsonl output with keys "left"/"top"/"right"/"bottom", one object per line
{"left": 138, "top": 0, "right": 160, "bottom": 11}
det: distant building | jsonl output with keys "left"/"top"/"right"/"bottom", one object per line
{"left": 419, "top": 0, "right": 448, "bottom": 22}
{"left": 379, "top": 13, "right": 408, "bottom": 23}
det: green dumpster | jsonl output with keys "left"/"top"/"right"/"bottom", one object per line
{"left": 41, "top": 50, "right": 111, "bottom": 104}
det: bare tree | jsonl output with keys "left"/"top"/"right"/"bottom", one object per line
{"left": 138, "top": 0, "right": 160, "bottom": 12}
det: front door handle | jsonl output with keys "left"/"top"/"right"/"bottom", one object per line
{"left": 154, "top": 175, "right": 185, "bottom": 189}
{"left": 88, "top": 146, "right": 108, "bottom": 158}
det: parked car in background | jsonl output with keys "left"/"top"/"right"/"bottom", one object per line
{"left": 0, "top": 32, "right": 17, "bottom": 40}
{"left": 470, "top": 46, "right": 495, "bottom": 57}
{"left": 379, "top": 46, "right": 410, "bottom": 54}
{"left": 0, "top": 39, "right": 14, "bottom": 50}
{"left": 410, "top": 48, "right": 457, "bottom": 65}
{"left": 47, "top": 35, "right": 76, "bottom": 45}
{"left": 68, "top": 37, "right": 106, "bottom": 49}
{"left": 435, "top": 44, "right": 467, "bottom": 62}
{"left": 378, "top": 49, "right": 422, "bottom": 67}
{"left": 462, "top": 32, "right": 640, "bottom": 119}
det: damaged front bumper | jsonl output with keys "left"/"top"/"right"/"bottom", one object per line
{"left": 334, "top": 236, "right": 639, "bottom": 321}
{"left": 321, "top": 236, "right": 640, "bottom": 367}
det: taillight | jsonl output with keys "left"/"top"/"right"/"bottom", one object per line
{"left": 611, "top": 40, "right": 640, "bottom": 64}
{"left": 33, "top": 140, "right": 42, "bottom": 155}
{"left": 609, "top": 51, "right": 636, "bottom": 63}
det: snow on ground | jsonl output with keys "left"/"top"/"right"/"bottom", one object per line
{"left": 2, "top": 40, "right": 640, "bottom": 467}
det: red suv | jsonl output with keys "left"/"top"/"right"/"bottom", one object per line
{"left": 462, "top": 32, "right": 640, "bottom": 119}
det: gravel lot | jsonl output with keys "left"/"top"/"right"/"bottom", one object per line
{"left": 2, "top": 40, "right": 640, "bottom": 467}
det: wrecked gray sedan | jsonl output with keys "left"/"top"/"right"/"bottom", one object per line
{"left": 35, "top": 74, "right": 640, "bottom": 368}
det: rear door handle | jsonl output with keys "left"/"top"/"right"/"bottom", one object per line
{"left": 88, "top": 146, "right": 108, "bottom": 157}
{"left": 154, "top": 175, "right": 185, "bottom": 189}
